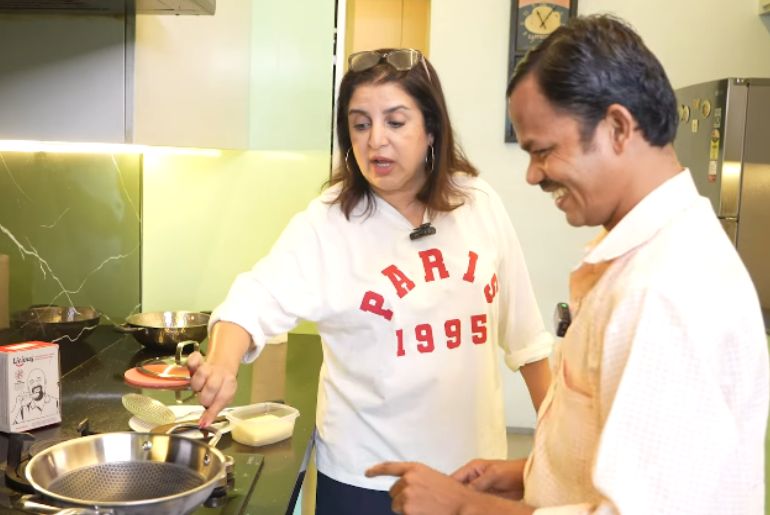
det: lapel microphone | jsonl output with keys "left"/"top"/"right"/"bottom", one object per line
{"left": 409, "top": 222, "right": 437, "bottom": 240}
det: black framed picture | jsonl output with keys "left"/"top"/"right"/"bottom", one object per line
{"left": 506, "top": 0, "right": 577, "bottom": 142}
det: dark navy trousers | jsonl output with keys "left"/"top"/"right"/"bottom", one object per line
{"left": 315, "top": 471, "right": 397, "bottom": 515}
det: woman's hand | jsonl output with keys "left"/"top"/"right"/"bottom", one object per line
{"left": 451, "top": 458, "right": 527, "bottom": 500}
{"left": 187, "top": 321, "right": 251, "bottom": 426}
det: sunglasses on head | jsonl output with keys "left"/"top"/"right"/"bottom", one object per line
{"left": 348, "top": 48, "right": 431, "bottom": 82}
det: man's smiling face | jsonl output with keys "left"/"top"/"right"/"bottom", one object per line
{"left": 508, "top": 74, "right": 628, "bottom": 230}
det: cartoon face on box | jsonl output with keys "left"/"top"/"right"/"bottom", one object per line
{"left": 13, "top": 366, "right": 59, "bottom": 425}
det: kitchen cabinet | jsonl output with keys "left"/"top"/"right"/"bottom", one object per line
{"left": 0, "top": 13, "right": 130, "bottom": 143}
{"left": 345, "top": 0, "right": 431, "bottom": 58}
{"left": 0, "top": 0, "right": 215, "bottom": 15}
{"left": 134, "top": 0, "right": 336, "bottom": 150}
{"left": 133, "top": 1, "right": 251, "bottom": 149}
{"left": 0, "top": 0, "right": 336, "bottom": 150}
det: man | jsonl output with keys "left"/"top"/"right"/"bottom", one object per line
{"left": 367, "top": 14, "right": 769, "bottom": 514}
{"left": 13, "top": 368, "right": 59, "bottom": 424}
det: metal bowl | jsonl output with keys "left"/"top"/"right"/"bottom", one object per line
{"left": 11, "top": 306, "right": 101, "bottom": 343}
{"left": 116, "top": 311, "right": 209, "bottom": 352}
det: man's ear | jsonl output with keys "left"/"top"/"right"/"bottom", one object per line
{"left": 605, "top": 104, "right": 635, "bottom": 154}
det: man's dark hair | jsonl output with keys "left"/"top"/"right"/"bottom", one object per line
{"left": 507, "top": 14, "right": 678, "bottom": 148}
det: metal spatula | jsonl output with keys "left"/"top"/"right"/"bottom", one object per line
{"left": 150, "top": 415, "right": 228, "bottom": 435}
{"left": 122, "top": 393, "right": 176, "bottom": 426}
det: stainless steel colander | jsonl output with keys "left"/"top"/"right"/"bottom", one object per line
{"left": 121, "top": 393, "right": 177, "bottom": 426}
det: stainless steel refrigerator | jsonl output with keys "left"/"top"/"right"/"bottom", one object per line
{"left": 674, "top": 78, "right": 770, "bottom": 332}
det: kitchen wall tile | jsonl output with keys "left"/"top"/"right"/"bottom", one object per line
{"left": 141, "top": 149, "right": 329, "bottom": 330}
{"left": 0, "top": 152, "right": 141, "bottom": 325}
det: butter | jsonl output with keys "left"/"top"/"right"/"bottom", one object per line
{"left": 231, "top": 413, "right": 291, "bottom": 446}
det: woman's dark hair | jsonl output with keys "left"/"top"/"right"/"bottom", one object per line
{"left": 507, "top": 14, "right": 678, "bottom": 148}
{"left": 328, "top": 49, "right": 478, "bottom": 219}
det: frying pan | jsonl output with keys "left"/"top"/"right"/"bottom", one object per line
{"left": 11, "top": 306, "right": 100, "bottom": 343}
{"left": 23, "top": 425, "right": 227, "bottom": 515}
{"left": 115, "top": 311, "right": 209, "bottom": 352}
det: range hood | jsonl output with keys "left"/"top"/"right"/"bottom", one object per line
{"left": 0, "top": 0, "right": 215, "bottom": 15}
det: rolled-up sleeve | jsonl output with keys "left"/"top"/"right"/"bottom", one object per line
{"left": 489, "top": 188, "right": 554, "bottom": 371}
{"left": 210, "top": 210, "right": 325, "bottom": 362}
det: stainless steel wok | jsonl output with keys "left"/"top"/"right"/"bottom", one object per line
{"left": 23, "top": 427, "right": 227, "bottom": 515}
{"left": 11, "top": 306, "right": 101, "bottom": 343}
{"left": 115, "top": 311, "right": 209, "bottom": 352}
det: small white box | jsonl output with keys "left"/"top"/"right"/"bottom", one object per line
{"left": 0, "top": 341, "right": 61, "bottom": 432}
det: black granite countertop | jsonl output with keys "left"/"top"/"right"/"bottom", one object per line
{"left": 0, "top": 324, "right": 118, "bottom": 377}
{"left": 0, "top": 326, "right": 322, "bottom": 514}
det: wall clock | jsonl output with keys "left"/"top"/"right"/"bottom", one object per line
{"left": 506, "top": 0, "right": 577, "bottom": 142}
{"left": 513, "top": 0, "right": 577, "bottom": 53}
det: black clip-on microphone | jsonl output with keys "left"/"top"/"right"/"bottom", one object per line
{"left": 409, "top": 222, "right": 437, "bottom": 240}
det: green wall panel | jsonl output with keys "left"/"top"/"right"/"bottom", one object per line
{"left": 142, "top": 0, "right": 336, "bottom": 334}
{"left": 0, "top": 152, "right": 141, "bottom": 325}
{"left": 141, "top": 149, "right": 329, "bottom": 333}
{"left": 249, "top": 0, "right": 336, "bottom": 150}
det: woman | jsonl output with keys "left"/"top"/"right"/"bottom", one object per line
{"left": 188, "top": 48, "right": 553, "bottom": 515}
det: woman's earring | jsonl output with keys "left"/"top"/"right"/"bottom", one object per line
{"left": 426, "top": 144, "right": 435, "bottom": 174}
{"left": 345, "top": 148, "right": 353, "bottom": 173}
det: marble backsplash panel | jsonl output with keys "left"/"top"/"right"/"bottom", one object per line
{"left": 0, "top": 152, "right": 141, "bottom": 328}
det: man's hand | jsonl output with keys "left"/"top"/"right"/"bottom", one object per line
{"left": 366, "top": 461, "right": 532, "bottom": 515}
{"left": 366, "top": 461, "right": 473, "bottom": 514}
{"left": 452, "top": 458, "right": 527, "bottom": 500}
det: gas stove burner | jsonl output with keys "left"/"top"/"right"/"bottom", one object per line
{"left": 4, "top": 461, "right": 34, "bottom": 495}
{"left": 4, "top": 432, "right": 35, "bottom": 494}
{"left": 3, "top": 419, "right": 96, "bottom": 495}
{"left": 205, "top": 454, "right": 236, "bottom": 508}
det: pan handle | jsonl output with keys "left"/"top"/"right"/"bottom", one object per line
{"left": 151, "top": 415, "right": 228, "bottom": 436}
{"left": 113, "top": 324, "right": 144, "bottom": 334}
{"left": 165, "top": 422, "right": 224, "bottom": 448}
{"left": 175, "top": 340, "right": 200, "bottom": 364}
{"left": 18, "top": 495, "right": 107, "bottom": 514}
